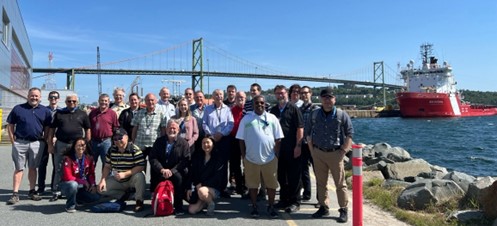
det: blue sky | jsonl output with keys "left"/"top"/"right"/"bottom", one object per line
{"left": 18, "top": 0, "right": 497, "bottom": 104}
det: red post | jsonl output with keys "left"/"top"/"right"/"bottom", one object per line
{"left": 352, "top": 144, "right": 363, "bottom": 226}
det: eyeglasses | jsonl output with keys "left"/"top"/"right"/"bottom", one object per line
{"left": 300, "top": 91, "right": 310, "bottom": 94}
{"left": 66, "top": 100, "right": 77, "bottom": 103}
{"left": 49, "top": 96, "right": 59, "bottom": 99}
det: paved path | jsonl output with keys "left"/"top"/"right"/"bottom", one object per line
{"left": 0, "top": 144, "right": 408, "bottom": 226}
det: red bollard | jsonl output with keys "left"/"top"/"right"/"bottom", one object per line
{"left": 352, "top": 144, "right": 364, "bottom": 226}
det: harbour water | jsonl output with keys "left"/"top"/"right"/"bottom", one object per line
{"left": 352, "top": 116, "right": 497, "bottom": 177}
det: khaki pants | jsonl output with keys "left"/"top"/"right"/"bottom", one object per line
{"left": 310, "top": 146, "right": 348, "bottom": 208}
{"left": 100, "top": 171, "right": 146, "bottom": 201}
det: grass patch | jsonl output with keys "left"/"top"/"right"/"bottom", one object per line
{"left": 363, "top": 178, "right": 459, "bottom": 226}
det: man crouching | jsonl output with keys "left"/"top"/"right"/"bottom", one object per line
{"left": 97, "top": 128, "right": 146, "bottom": 212}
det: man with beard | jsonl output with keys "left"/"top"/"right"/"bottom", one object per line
{"left": 270, "top": 85, "right": 304, "bottom": 213}
{"left": 149, "top": 119, "right": 190, "bottom": 215}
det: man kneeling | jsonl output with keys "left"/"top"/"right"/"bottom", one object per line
{"left": 97, "top": 128, "right": 146, "bottom": 212}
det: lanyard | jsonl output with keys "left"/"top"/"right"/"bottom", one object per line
{"left": 76, "top": 154, "right": 86, "bottom": 180}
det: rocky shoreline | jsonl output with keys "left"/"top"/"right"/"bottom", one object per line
{"left": 345, "top": 142, "right": 497, "bottom": 225}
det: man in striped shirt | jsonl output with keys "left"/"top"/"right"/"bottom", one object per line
{"left": 97, "top": 128, "right": 146, "bottom": 212}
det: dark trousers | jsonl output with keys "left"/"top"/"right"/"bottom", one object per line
{"left": 278, "top": 150, "right": 302, "bottom": 205}
{"left": 215, "top": 136, "right": 232, "bottom": 192}
{"left": 300, "top": 143, "right": 313, "bottom": 197}
{"left": 37, "top": 141, "right": 52, "bottom": 192}
{"left": 229, "top": 136, "right": 244, "bottom": 193}
{"left": 151, "top": 171, "right": 184, "bottom": 209}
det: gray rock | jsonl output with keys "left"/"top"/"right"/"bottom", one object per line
{"left": 397, "top": 179, "right": 464, "bottom": 210}
{"left": 382, "top": 179, "right": 412, "bottom": 188}
{"left": 418, "top": 171, "right": 446, "bottom": 180}
{"left": 466, "top": 176, "right": 495, "bottom": 203}
{"left": 448, "top": 210, "right": 485, "bottom": 223}
{"left": 372, "top": 142, "right": 391, "bottom": 154}
{"left": 383, "top": 159, "right": 432, "bottom": 180}
{"left": 443, "top": 171, "right": 476, "bottom": 193}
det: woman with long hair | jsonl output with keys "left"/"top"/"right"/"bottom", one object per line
{"left": 59, "top": 138, "right": 100, "bottom": 213}
{"left": 173, "top": 98, "right": 199, "bottom": 156}
{"left": 186, "top": 137, "right": 224, "bottom": 216}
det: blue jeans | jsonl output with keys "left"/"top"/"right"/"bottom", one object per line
{"left": 60, "top": 181, "right": 100, "bottom": 209}
{"left": 91, "top": 138, "right": 112, "bottom": 165}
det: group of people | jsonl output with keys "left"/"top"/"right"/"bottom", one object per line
{"left": 6, "top": 83, "right": 354, "bottom": 222}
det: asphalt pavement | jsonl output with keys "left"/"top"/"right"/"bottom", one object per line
{"left": 0, "top": 144, "right": 355, "bottom": 226}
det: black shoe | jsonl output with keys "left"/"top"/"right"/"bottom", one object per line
{"left": 274, "top": 201, "right": 289, "bottom": 209}
{"left": 36, "top": 188, "right": 45, "bottom": 195}
{"left": 49, "top": 192, "right": 61, "bottom": 202}
{"left": 337, "top": 208, "right": 348, "bottom": 223}
{"left": 312, "top": 206, "right": 330, "bottom": 218}
{"left": 285, "top": 204, "right": 300, "bottom": 213}
{"left": 267, "top": 205, "right": 278, "bottom": 218}
{"left": 133, "top": 200, "right": 144, "bottom": 212}
{"left": 220, "top": 191, "right": 231, "bottom": 198}
{"left": 174, "top": 207, "right": 185, "bottom": 216}
{"left": 250, "top": 205, "right": 259, "bottom": 218}
{"left": 28, "top": 189, "right": 42, "bottom": 201}
{"left": 302, "top": 194, "right": 311, "bottom": 201}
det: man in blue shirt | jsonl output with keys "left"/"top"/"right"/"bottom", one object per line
{"left": 6, "top": 87, "right": 52, "bottom": 205}
{"left": 203, "top": 89, "right": 234, "bottom": 196}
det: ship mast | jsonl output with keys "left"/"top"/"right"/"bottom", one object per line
{"left": 420, "top": 43, "right": 433, "bottom": 64}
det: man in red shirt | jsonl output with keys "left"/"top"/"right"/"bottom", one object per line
{"left": 89, "top": 94, "right": 119, "bottom": 165}
{"left": 229, "top": 91, "right": 246, "bottom": 195}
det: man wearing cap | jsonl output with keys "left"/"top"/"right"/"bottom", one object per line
{"left": 97, "top": 128, "right": 146, "bottom": 212}
{"left": 305, "top": 87, "right": 354, "bottom": 222}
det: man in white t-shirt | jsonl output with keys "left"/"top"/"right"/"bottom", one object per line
{"left": 236, "top": 95, "right": 284, "bottom": 218}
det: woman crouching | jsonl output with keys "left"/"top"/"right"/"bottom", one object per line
{"left": 60, "top": 138, "right": 100, "bottom": 213}
{"left": 186, "top": 137, "right": 224, "bottom": 215}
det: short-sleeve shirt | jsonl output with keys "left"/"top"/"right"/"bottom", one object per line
{"left": 305, "top": 107, "right": 354, "bottom": 149}
{"left": 7, "top": 102, "right": 52, "bottom": 141}
{"left": 269, "top": 102, "right": 304, "bottom": 150}
{"left": 105, "top": 143, "right": 145, "bottom": 172}
{"left": 89, "top": 108, "right": 119, "bottom": 140}
{"left": 236, "top": 111, "right": 284, "bottom": 165}
{"left": 131, "top": 108, "right": 167, "bottom": 149}
{"left": 51, "top": 108, "right": 91, "bottom": 143}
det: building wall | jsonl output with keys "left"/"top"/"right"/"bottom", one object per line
{"left": 0, "top": 0, "right": 33, "bottom": 124}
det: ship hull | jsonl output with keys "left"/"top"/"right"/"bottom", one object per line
{"left": 396, "top": 92, "right": 497, "bottom": 118}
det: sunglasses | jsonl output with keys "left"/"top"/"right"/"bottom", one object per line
{"left": 49, "top": 96, "right": 59, "bottom": 99}
{"left": 66, "top": 100, "right": 77, "bottom": 103}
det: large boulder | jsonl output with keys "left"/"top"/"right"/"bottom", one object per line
{"left": 382, "top": 179, "right": 412, "bottom": 188}
{"left": 466, "top": 176, "right": 495, "bottom": 204}
{"left": 397, "top": 179, "right": 464, "bottom": 210}
{"left": 383, "top": 159, "right": 432, "bottom": 180}
{"left": 443, "top": 171, "right": 476, "bottom": 193}
{"left": 481, "top": 180, "right": 497, "bottom": 220}
{"left": 373, "top": 143, "right": 412, "bottom": 162}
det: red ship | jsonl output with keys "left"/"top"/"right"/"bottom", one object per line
{"left": 396, "top": 44, "right": 497, "bottom": 117}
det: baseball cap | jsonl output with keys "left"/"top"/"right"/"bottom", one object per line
{"left": 320, "top": 87, "right": 334, "bottom": 97}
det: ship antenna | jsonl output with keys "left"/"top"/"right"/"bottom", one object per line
{"left": 420, "top": 43, "right": 433, "bottom": 64}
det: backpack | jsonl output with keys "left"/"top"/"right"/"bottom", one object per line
{"left": 91, "top": 200, "right": 127, "bottom": 213}
{"left": 151, "top": 180, "right": 175, "bottom": 216}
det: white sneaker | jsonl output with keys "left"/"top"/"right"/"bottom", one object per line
{"left": 65, "top": 207, "right": 76, "bottom": 213}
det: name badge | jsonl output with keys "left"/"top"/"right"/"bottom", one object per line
{"left": 145, "top": 128, "right": 151, "bottom": 135}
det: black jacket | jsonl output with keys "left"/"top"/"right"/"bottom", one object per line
{"left": 118, "top": 107, "right": 141, "bottom": 137}
{"left": 188, "top": 150, "right": 225, "bottom": 192}
{"left": 149, "top": 136, "right": 190, "bottom": 175}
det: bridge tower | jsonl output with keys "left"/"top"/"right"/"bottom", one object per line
{"left": 97, "top": 46, "right": 102, "bottom": 95}
{"left": 191, "top": 38, "right": 204, "bottom": 92}
{"left": 373, "top": 61, "right": 386, "bottom": 106}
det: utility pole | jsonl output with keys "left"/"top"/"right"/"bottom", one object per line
{"left": 97, "top": 46, "right": 102, "bottom": 96}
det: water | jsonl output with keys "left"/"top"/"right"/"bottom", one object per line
{"left": 352, "top": 116, "right": 497, "bottom": 177}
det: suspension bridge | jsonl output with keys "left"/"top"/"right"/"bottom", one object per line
{"left": 32, "top": 38, "right": 404, "bottom": 99}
